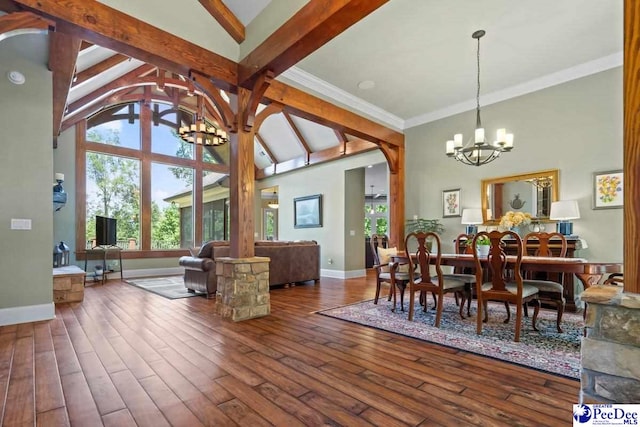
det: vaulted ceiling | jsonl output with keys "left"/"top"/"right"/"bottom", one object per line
{"left": 0, "top": 0, "right": 622, "bottom": 190}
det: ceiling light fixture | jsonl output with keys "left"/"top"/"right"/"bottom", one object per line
{"left": 178, "top": 96, "right": 228, "bottom": 146}
{"left": 7, "top": 70, "right": 25, "bottom": 85}
{"left": 368, "top": 185, "right": 375, "bottom": 215}
{"left": 445, "top": 30, "right": 514, "bottom": 166}
{"left": 267, "top": 190, "right": 279, "bottom": 209}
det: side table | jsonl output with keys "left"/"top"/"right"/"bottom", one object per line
{"left": 83, "top": 245, "right": 124, "bottom": 285}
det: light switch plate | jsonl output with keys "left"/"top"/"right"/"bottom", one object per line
{"left": 11, "top": 218, "right": 32, "bottom": 230}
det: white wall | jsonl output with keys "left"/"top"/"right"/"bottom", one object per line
{"left": 405, "top": 68, "right": 623, "bottom": 262}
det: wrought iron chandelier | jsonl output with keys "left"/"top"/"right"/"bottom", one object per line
{"left": 445, "top": 30, "right": 514, "bottom": 166}
{"left": 179, "top": 99, "right": 228, "bottom": 146}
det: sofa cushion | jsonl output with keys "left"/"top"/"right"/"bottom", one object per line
{"left": 197, "top": 240, "right": 229, "bottom": 258}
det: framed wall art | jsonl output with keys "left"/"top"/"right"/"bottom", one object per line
{"left": 593, "top": 170, "right": 623, "bottom": 209}
{"left": 294, "top": 194, "right": 323, "bottom": 228}
{"left": 442, "top": 188, "right": 461, "bottom": 217}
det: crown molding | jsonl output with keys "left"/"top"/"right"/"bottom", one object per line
{"left": 279, "top": 66, "right": 404, "bottom": 131}
{"left": 404, "top": 52, "right": 623, "bottom": 129}
{"left": 281, "top": 53, "right": 622, "bottom": 133}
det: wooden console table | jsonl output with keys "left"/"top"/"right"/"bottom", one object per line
{"left": 53, "top": 265, "right": 85, "bottom": 303}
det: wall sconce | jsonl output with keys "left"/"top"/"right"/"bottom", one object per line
{"left": 461, "top": 208, "right": 483, "bottom": 234}
{"left": 53, "top": 172, "right": 67, "bottom": 211}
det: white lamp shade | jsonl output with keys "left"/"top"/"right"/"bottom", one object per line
{"left": 549, "top": 200, "right": 580, "bottom": 220}
{"left": 461, "top": 208, "right": 483, "bottom": 224}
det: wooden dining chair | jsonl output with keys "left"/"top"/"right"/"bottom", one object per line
{"left": 443, "top": 233, "right": 477, "bottom": 317}
{"left": 405, "top": 231, "right": 468, "bottom": 325}
{"left": 473, "top": 230, "right": 540, "bottom": 342}
{"left": 522, "top": 232, "right": 567, "bottom": 332}
{"left": 370, "top": 234, "right": 413, "bottom": 310}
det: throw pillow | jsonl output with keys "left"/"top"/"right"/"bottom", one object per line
{"left": 377, "top": 246, "right": 397, "bottom": 273}
{"left": 189, "top": 247, "right": 201, "bottom": 257}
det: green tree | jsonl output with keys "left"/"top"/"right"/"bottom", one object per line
{"left": 85, "top": 129, "right": 140, "bottom": 244}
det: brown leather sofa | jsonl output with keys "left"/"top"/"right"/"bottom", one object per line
{"left": 178, "top": 240, "right": 320, "bottom": 297}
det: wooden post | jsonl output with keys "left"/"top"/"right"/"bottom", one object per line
{"left": 624, "top": 0, "right": 640, "bottom": 294}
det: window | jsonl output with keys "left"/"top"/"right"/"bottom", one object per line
{"left": 79, "top": 101, "right": 230, "bottom": 256}
{"left": 263, "top": 208, "right": 278, "bottom": 240}
{"left": 364, "top": 198, "right": 388, "bottom": 236}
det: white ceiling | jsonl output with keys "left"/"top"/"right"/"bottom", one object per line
{"left": 288, "top": 0, "right": 623, "bottom": 129}
{"left": 5, "top": 0, "right": 621, "bottom": 198}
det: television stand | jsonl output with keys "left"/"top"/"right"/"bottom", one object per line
{"left": 83, "top": 245, "right": 123, "bottom": 286}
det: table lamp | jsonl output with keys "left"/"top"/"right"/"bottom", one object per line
{"left": 461, "top": 208, "right": 483, "bottom": 235}
{"left": 549, "top": 200, "right": 580, "bottom": 236}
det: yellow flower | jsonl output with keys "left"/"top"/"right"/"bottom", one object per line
{"left": 499, "top": 211, "right": 532, "bottom": 228}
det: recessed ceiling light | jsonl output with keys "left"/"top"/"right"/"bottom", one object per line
{"left": 7, "top": 70, "right": 25, "bottom": 85}
{"left": 357, "top": 80, "right": 375, "bottom": 90}
{"left": 367, "top": 165, "right": 373, "bottom": 168}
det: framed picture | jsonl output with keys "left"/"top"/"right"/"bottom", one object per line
{"left": 294, "top": 194, "right": 323, "bottom": 228}
{"left": 593, "top": 170, "right": 623, "bottom": 209}
{"left": 442, "top": 188, "right": 461, "bottom": 217}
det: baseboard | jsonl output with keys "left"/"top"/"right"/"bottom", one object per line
{"left": 117, "top": 267, "right": 184, "bottom": 280}
{"left": 321, "top": 269, "right": 366, "bottom": 279}
{"left": 0, "top": 303, "right": 55, "bottom": 326}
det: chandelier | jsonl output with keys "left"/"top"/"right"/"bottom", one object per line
{"left": 267, "top": 190, "right": 279, "bottom": 209}
{"left": 445, "top": 30, "right": 514, "bottom": 166}
{"left": 179, "top": 100, "right": 228, "bottom": 146}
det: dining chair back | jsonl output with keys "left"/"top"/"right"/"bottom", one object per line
{"left": 405, "top": 232, "right": 468, "bottom": 326}
{"left": 441, "top": 233, "right": 477, "bottom": 317}
{"left": 370, "top": 234, "right": 413, "bottom": 310}
{"left": 522, "top": 231, "right": 567, "bottom": 332}
{"left": 473, "top": 230, "right": 540, "bottom": 342}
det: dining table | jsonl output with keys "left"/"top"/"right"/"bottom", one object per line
{"left": 391, "top": 252, "right": 622, "bottom": 312}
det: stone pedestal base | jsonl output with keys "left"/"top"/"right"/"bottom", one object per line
{"left": 53, "top": 265, "right": 85, "bottom": 303}
{"left": 215, "top": 256, "right": 270, "bottom": 321}
{"left": 581, "top": 285, "right": 640, "bottom": 403}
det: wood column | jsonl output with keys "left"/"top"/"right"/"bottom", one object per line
{"left": 229, "top": 87, "right": 255, "bottom": 258}
{"left": 624, "top": 0, "right": 640, "bottom": 294}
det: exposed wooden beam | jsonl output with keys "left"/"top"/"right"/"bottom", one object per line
{"left": 238, "top": 0, "right": 388, "bottom": 87}
{"left": 0, "top": 10, "right": 53, "bottom": 35}
{"left": 335, "top": 129, "right": 349, "bottom": 154}
{"left": 0, "top": 0, "right": 21, "bottom": 13}
{"left": 255, "top": 133, "right": 276, "bottom": 164}
{"left": 66, "top": 64, "right": 156, "bottom": 116}
{"left": 243, "top": 70, "right": 273, "bottom": 131}
{"left": 283, "top": 111, "right": 311, "bottom": 165}
{"left": 49, "top": 30, "right": 81, "bottom": 144}
{"left": 72, "top": 53, "right": 128, "bottom": 87}
{"left": 12, "top": 0, "right": 238, "bottom": 90}
{"left": 190, "top": 70, "right": 236, "bottom": 132}
{"left": 79, "top": 40, "right": 93, "bottom": 51}
{"left": 197, "top": 0, "right": 244, "bottom": 43}
{"left": 264, "top": 80, "right": 403, "bottom": 147}
{"left": 257, "top": 137, "right": 377, "bottom": 179}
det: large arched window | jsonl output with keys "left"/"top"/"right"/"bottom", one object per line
{"left": 77, "top": 100, "right": 230, "bottom": 257}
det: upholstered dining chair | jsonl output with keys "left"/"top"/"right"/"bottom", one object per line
{"left": 404, "top": 231, "right": 469, "bottom": 325}
{"left": 522, "top": 232, "right": 567, "bottom": 332}
{"left": 443, "top": 233, "right": 477, "bottom": 317}
{"left": 473, "top": 230, "right": 540, "bottom": 342}
{"left": 370, "top": 234, "right": 413, "bottom": 311}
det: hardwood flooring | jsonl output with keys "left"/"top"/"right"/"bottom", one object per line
{"left": 0, "top": 271, "right": 580, "bottom": 426}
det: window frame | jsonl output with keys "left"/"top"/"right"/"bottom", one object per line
{"left": 75, "top": 101, "right": 230, "bottom": 260}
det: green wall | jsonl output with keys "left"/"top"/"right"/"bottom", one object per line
{"left": 0, "top": 34, "right": 54, "bottom": 323}
{"left": 405, "top": 67, "right": 623, "bottom": 262}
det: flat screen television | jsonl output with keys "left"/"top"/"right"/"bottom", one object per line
{"left": 95, "top": 216, "right": 117, "bottom": 247}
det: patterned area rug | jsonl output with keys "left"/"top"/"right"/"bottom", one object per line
{"left": 126, "top": 276, "right": 200, "bottom": 299}
{"left": 318, "top": 296, "right": 582, "bottom": 379}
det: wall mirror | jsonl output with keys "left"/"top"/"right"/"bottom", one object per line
{"left": 481, "top": 169, "right": 559, "bottom": 223}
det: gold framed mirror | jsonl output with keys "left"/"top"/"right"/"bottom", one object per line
{"left": 481, "top": 169, "right": 559, "bottom": 224}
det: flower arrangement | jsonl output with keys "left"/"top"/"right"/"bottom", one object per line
{"left": 499, "top": 211, "right": 532, "bottom": 229}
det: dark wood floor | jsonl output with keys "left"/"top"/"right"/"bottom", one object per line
{"left": 0, "top": 271, "right": 580, "bottom": 426}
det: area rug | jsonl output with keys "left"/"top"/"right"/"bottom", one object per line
{"left": 318, "top": 297, "right": 582, "bottom": 379}
{"left": 126, "top": 276, "right": 199, "bottom": 299}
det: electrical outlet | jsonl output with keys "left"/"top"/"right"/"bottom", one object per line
{"left": 327, "top": 258, "right": 333, "bottom": 265}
